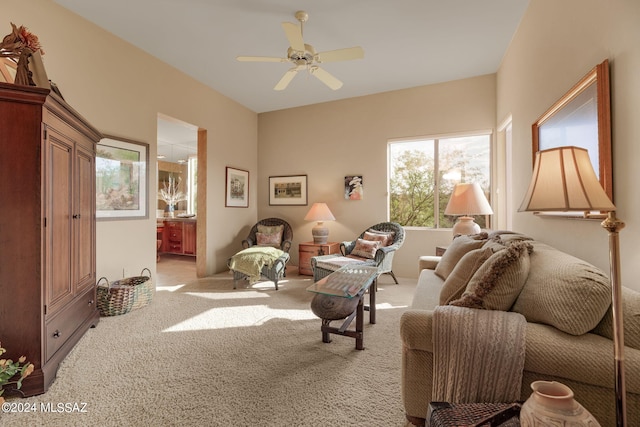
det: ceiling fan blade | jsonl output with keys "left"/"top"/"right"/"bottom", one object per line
{"left": 274, "top": 66, "right": 302, "bottom": 91}
{"left": 316, "top": 46, "right": 365, "bottom": 63}
{"left": 309, "top": 66, "right": 343, "bottom": 90}
{"left": 237, "top": 56, "right": 288, "bottom": 63}
{"left": 281, "top": 22, "right": 305, "bottom": 52}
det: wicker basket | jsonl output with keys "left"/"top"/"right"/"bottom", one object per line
{"left": 96, "top": 268, "right": 154, "bottom": 317}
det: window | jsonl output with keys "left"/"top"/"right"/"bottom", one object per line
{"left": 388, "top": 132, "right": 491, "bottom": 228}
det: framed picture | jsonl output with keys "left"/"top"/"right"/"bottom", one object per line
{"left": 269, "top": 175, "right": 308, "bottom": 206}
{"left": 345, "top": 175, "right": 364, "bottom": 200}
{"left": 96, "top": 135, "right": 149, "bottom": 220}
{"left": 533, "top": 59, "right": 612, "bottom": 202}
{"left": 225, "top": 167, "right": 249, "bottom": 208}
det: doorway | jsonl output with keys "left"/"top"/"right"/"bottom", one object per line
{"left": 156, "top": 114, "right": 207, "bottom": 277}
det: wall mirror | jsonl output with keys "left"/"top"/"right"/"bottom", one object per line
{"left": 532, "top": 59, "right": 612, "bottom": 212}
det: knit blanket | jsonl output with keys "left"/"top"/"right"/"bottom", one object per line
{"left": 432, "top": 305, "right": 526, "bottom": 403}
{"left": 228, "top": 246, "right": 285, "bottom": 284}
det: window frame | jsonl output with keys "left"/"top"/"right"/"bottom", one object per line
{"left": 387, "top": 130, "right": 493, "bottom": 229}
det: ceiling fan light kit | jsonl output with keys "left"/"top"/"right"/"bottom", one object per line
{"left": 237, "top": 10, "right": 364, "bottom": 91}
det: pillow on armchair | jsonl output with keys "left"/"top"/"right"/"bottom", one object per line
{"left": 350, "top": 238, "right": 380, "bottom": 259}
{"left": 256, "top": 224, "right": 284, "bottom": 247}
{"left": 364, "top": 229, "right": 395, "bottom": 247}
{"left": 256, "top": 231, "right": 283, "bottom": 246}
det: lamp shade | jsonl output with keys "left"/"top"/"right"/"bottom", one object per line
{"left": 304, "top": 203, "right": 336, "bottom": 222}
{"left": 444, "top": 183, "right": 494, "bottom": 216}
{"left": 304, "top": 203, "right": 335, "bottom": 244}
{"left": 518, "top": 146, "right": 615, "bottom": 212}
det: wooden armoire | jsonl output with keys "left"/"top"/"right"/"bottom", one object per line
{"left": 0, "top": 82, "right": 102, "bottom": 396}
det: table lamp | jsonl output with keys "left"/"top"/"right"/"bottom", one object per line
{"left": 444, "top": 183, "right": 493, "bottom": 236}
{"left": 519, "top": 146, "right": 626, "bottom": 427}
{"left": 304, "top": 203, "right": 335, "bottom": 244}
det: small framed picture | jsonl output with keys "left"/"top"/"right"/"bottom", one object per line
{"left": 345, "top": 175, "right": 363, "bottom": 200}
{"left": 269, "top": 175, "right": 308, "bottom": 206}
{"left": 225, "top": 167, "right": 249, "bottom": 208}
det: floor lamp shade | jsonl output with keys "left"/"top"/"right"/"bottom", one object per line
{"left": 519, "top": 146, "right": 626, "bottom": 427}
{"left": 444, "top": 183, "right": 493, "bottom": 235}
{"left": 518, "top": 146, "right": 615, "bottom": 212}
{"left": 304, "top": 203, "right": 335, "bottom": 244}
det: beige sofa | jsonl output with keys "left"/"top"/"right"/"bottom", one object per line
{"left": 400, "top": 231, "right": 640, "bottom": 426}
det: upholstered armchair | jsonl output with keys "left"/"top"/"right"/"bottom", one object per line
{"left": 311, "top": 221, "right": 405, "bottom": 283}
{"left": 242, "top": 217, "right": 293, "bottom": 253}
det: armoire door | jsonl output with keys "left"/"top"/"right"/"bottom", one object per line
{"left": 74, "top": 142, "right": 95, "bottom": 293}
{"left": 44, "top": 130, "right": 74, "bottom": 317}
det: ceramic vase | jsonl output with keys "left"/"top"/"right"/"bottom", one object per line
{"left": 520, "top": 381, "right": 600, "bottom": 426}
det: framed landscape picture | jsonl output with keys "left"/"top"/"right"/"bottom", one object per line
{"left": 269, "top": 175, "right": 308, "bottom": 206}
{"left": 225, "top": 167, "right": 249, "bottom": 207}
{"left": 96, "top": 135, "right": 148, "bottom": 220}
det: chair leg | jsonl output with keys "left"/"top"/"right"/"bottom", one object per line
{"left": 388, "top": 271, "right": 399, "bottom": 284}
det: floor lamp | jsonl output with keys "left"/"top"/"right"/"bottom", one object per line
{"left": 519, "top": 146, "right": 626, "bottom": 427}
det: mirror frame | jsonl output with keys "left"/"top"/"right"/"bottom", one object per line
{"left": 532, "top": 59, "right": 612, "bottom": 204}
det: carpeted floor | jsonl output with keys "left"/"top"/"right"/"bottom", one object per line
{"left": 1, "top": 256, "right": 417, "bottom": 426}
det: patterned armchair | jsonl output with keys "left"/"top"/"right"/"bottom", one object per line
{"left": 311, "top": 222, "right": 405, "bottom": 283}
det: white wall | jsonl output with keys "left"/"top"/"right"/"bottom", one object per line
{"left": 258, "top": 75, "right": 497, "bottom": 279}
{"left": 6, "top": 0, "right": 259, "bottom": 279}
{"left": 498, "top": 0, "right": 640, "bottom": 290}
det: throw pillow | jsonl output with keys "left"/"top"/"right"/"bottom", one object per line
{"left": 366, "top": 229, "right": 396, "bottom": 246}
{"left": 257, "top": 224, "right": 284, "bottom": 236}
{"left": 592, "top": 286, "right": 640, "bottom": 351}
{"left": 439, "top": 246, "right": 495, "bottom": 305}
{"left": 511, "top": 242, "right": 611, "bottom": 336}
{"left": 350, "top": 238, "right": 380, "bottom": 259}
{"left": 256, "top": 231, "right": 282, "bottom": 246}
{"left": 434, "top": 232, "right": 488, "bottom": 280}
{"left": 363, "top": 231, "right": 391, "bottom": 247}
{"left": 449, "top": 240, "right": 533, "bottom": 310}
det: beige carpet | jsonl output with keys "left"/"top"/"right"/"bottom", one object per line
{"left": 1, "top": 257, "right": 416, "bottom": 426}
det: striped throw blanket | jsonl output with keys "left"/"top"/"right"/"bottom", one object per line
{"left": 432, "top": 305, "right": 526, "bottom": 403}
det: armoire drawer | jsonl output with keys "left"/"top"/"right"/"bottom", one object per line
{"left": 45, "top": 288, "right": 96, "bottom": 362}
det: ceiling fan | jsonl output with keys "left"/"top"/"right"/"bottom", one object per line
{"left": 237, "top": 10, "right": 364, "bottom": 91}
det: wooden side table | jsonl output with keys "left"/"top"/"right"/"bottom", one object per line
{"left": 298, "top": 242, "right": 340, "bottom": 275}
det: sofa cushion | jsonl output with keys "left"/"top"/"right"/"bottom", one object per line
{"left": 439, "top": 246, "right": 494, "bottom": 305}
{"left": 511, "top": 242, "right": 611, "bottom": 336}
{"left": 592, "top": 286, "right": 640, "bottom": 350}
{"left": 449, "top": 240, "right": 532, "bottom": 310}
{"left": 434, "top": 233, "right": 488, "bottom": 280}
